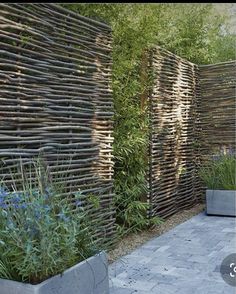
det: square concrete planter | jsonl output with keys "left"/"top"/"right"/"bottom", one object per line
{"left": 206, "top": 189, "right": 236, "bottom": 216}
{"left": 0, "top": 251, "right": 109, "bottom": 294}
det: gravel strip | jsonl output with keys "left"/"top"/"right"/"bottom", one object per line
{"left": 108, "top": 203, "right": 205, "bottom": 263}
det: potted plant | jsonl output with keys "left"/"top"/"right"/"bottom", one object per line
{"left": 199, "top": 153, "right": 236, "bottom": 216}
{"left": 0, "top": 159, "right": 109, "bottom": 294}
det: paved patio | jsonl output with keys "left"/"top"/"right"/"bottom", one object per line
{"left": 109, "top": 212, "right": 236, "bottom": 294}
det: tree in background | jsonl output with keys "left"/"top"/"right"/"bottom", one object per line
{"left": 63, "top": 3, "right": 235, "bottom": 234}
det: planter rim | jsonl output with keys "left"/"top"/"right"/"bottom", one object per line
{"left": 0, "top": 250, "right": 106, "bottom": 287}
{"left": 206, "top": 189, "right": 236, "bottom": 192}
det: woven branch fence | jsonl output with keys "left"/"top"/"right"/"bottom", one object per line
{"left": 199, "top": 61, "right": 236, "bottom": 155}
{"left": 148, "top": 47, "right": 236, "bottom": 218}
{"left": 147, "top": 46, "right": 203, "bottom": 219}
{"left": 0, "top": 4, "right": 235, "bottom": 239}
{"left": 0, "top": 4, "right": 115, "bottom": 244}
{"left": 148, "top": 47, "right": 235, "bottom": 219}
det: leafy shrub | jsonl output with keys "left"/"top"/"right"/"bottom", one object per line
{"left": 199, "top": 153, "right": 236, "bottom": 190}
{"left": 0, "top": 159, "right": 98, "bottom": 284}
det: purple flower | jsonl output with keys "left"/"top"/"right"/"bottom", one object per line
{"left": 34, "top": 210, "right": 42, "bottom": 220}
{"left": 58, "top": 212, "right": 70, "bottom": 222}
{"left": 0, "top": 188, "right": 8, "bottom": 208}
{"left": 227, "top": 147, "right": 235, "bottom": 156}
{"left": 0, "top": 187, "right": 8, "bottom": 199}
{"left": 20, "top": 203, "right": 28, "bottom": 209}
{"left": 30, "top": 227, "right": 39, "bottom": 237}
{"left": 212, "top": 154, "right": 220, "bottom": 161}
{"left": 75, "top": 200, "right": 82, "bottom": 207}
{"left": 45, "top": 187, "right": 52, "bottom": 197}
{"left": 11, "top": 193, "right": 22, "bottom": 203}
{"left": 0, "top": 203, "right": 9, "bottom": 209}
{"left": 43, "top": 205, "right": 51, "bottom": 212}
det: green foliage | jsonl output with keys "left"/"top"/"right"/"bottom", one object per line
{"left": 62, "top": 3, "right": 235, "bottom": 233}
{"left": 123, "top": 201, "right": 163, "bottom": 232}
{"left": 199, "top": 154, "right": 236, "bottom": 190}
{"left": 0, "top": 158, "right": 98, "bottom": 284}
{"left": 87, "top": 194, "right": 100, "bottom": 209}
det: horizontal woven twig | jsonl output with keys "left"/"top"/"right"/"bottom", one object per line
{"left": 148, "top": 46, "right": 204, "bottom": 219}
{"left": 0, "top": 4, "right": 115, "bottom": 244}
{"left": 199, "top": 61, "right": 236, "bottom": 153}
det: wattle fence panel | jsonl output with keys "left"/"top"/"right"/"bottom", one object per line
{"left": 0, "top": 4, "right": 235, "bottom": 236}
{"left": 0, "top": 4, "right": 115, "bottom": 244}
{"left": 148, "top": 48, "right": 235, "bottom": 219}
{"left": 148, "top": 47, "right": 202, "bottom": 219}
{"left": 199, "top": 61, "right": 236, "bottom": 155}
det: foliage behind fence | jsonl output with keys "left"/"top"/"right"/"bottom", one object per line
{"left": 0, "top": 4, "right": 115, "bottom": 244}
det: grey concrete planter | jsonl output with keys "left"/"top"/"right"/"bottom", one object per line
{"left": 206, "top": 189, "right": 236, "bottom": 216}
{"left": 0, "top": 251, "right": 109, "bottom": 294}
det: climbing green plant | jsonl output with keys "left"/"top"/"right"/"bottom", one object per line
{"left": 63, "top": 3, "right": 235, "bottom": 234}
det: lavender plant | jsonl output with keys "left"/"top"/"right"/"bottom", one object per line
{"left": 0, "top": 159, "right": 98, "bottom": 284}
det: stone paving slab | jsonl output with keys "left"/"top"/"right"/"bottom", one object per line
{"left": 109, "top": 212, "right": 236, "bottom": 294}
